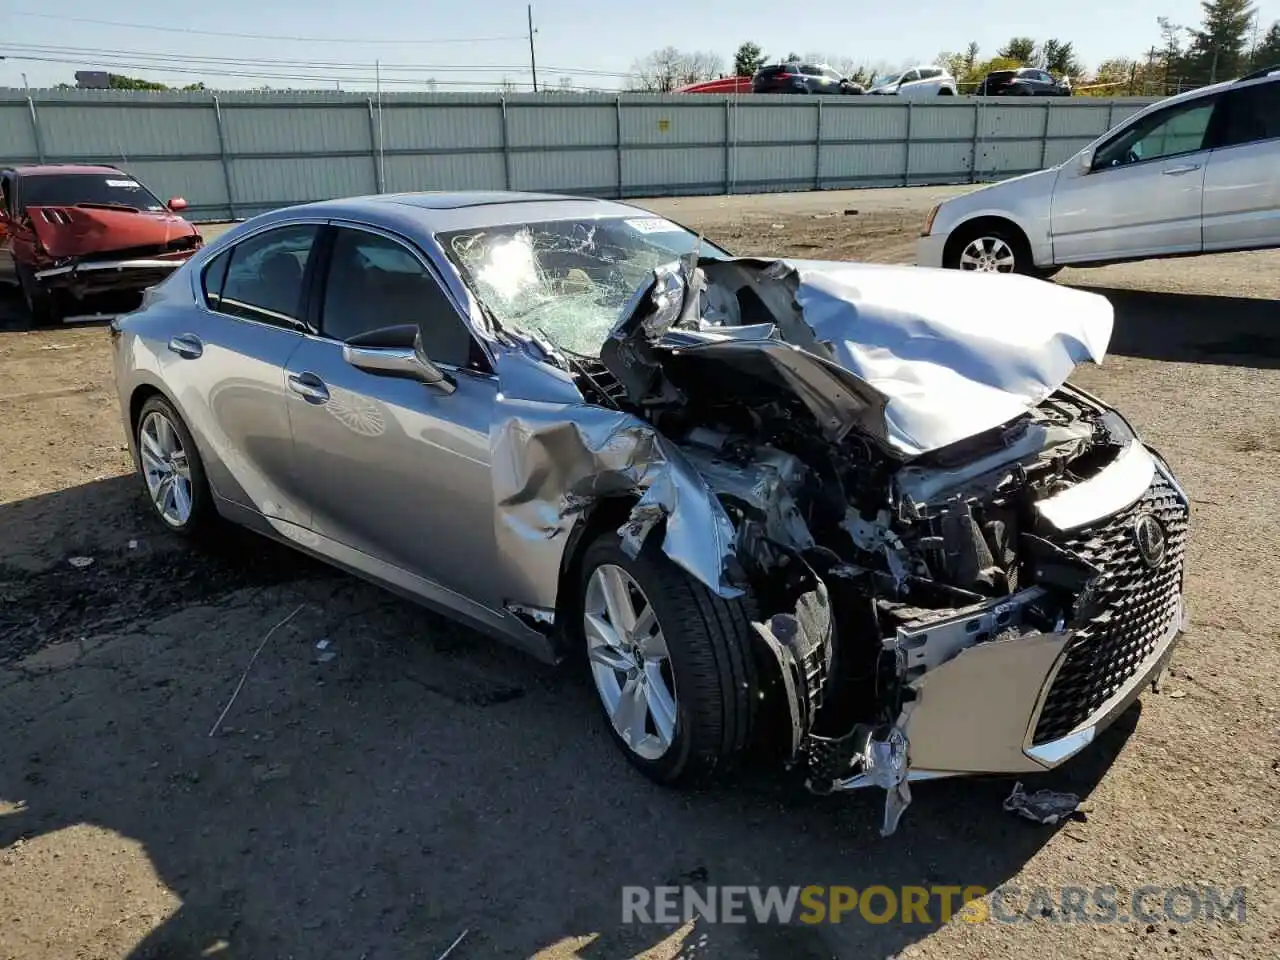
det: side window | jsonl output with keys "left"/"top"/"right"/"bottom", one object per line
{"left": 201, "top": 249, "right": 232, "bottom": 309}
{"left": 901, "top": 70, "right": 920, "bottom": 83}
{"left": 1094, "top": 99, "right": 1217, "bottom": 169}
{"left": 217, "top": 224, "right": 318, "bottom": 327}
{"left": 321, "top": 228, "right": 475, "bottom": 368}
{"left": 920, "top": 68, "right": 942, "bottom": 80}
{"left": 1212, "top": 82, "right": 1280, "bottom": 148}
{"left": 0, "top": 175, "right": 10, "bottom": 218}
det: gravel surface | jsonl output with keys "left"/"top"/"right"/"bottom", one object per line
{"left": 1, "top": 187, "right": 1278, "bottom": 960}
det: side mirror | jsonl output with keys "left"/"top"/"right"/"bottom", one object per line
{"left": 342, "top": 324, "right": 456, "bottom": 394}
{"left": 167, "top": 197, "right": 188, "bottom": 211}
{"left": 1077, "top": 148, "right": 1095, "bottom": 174}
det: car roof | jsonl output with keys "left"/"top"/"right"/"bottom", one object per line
{"left": 4, "top": 163, "right": 125, "bottom": 177}
{"left": 234, "top": 190, "right": 658, "bottom": 236}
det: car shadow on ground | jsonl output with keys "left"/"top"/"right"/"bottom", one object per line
{"left": 0, "top": 478, "right": 1141, "bottom": 959}
{"left": 1073, "top": 285, "right": 1280, "bottom": 368}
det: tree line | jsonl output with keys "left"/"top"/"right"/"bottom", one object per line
{"left": 629, "top": 0, "right": 1280, "bottom": 95}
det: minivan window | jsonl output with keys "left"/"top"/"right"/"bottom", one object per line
{"left": 1094, "top": 99, "right": 1217, "bottom": 168}
{"left": 1215, "top": 82, "right": 1280, "bottom": 147}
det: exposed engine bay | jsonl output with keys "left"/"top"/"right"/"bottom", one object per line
{"left": 516, "top": 255, "right": 1188, "bottom": 835}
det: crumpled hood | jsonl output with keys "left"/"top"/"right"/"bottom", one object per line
{"left": 604, "top": 257, "right": 1113, "bottom": 458}
{"left": 27, "top": 205, "right": 199, "bottom": 259}
{"left": 784, "top": 260, "right": 1112, "bottom": 456}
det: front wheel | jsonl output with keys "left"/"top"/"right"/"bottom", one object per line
{"left": 945, "top": 224, "right": 1059, "bottom": 279}
{"left": 578, "top": 531, "right": 759, "bottom": 785}
{"left": 16, "top": 262, "right": 56, "bottom": 327}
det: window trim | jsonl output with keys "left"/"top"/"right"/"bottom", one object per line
{"left": 193, "top": 219, "right": 325, "bottom": 334}
{"left": 315, "top": 220, "right": 491, "bottom": 374}
{"left": 1090, "top": 94, "right": 1222, "bottom": 173}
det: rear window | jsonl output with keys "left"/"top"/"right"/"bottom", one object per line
{"left": 20, "top": 173, "right": 165, "bottom": 212}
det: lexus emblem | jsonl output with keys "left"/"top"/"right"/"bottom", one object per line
{"left": 1132, "top": 513, "right": 1167, "bottom": 569}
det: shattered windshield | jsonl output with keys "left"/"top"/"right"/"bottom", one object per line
{"left": 438, "top": 216, "right": 726, "bottom": 357}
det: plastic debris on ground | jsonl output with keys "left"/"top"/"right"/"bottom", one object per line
{"left": 1003, "top": 781, "right": 1086, "bottom": 825}
{"left": 68, "top": 556, "right": 94, "bottom": 569}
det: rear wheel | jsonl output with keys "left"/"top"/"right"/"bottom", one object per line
{"left": 135, "top": 395, "right": 215, "bottom": 537}
{"left": 578, "top": 531, "right": 759, "bottom": 785}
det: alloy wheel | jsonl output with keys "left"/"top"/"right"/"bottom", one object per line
{"left": 584, "top": 563, "right": 678, "bottom": 761}
{"left": 959, "top": 236, "right": 1016, "bottom": 273}
{"left": 139, "top": 410, "right": 194, "bottom": 528}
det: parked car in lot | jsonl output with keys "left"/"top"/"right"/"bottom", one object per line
{"left": 919, "top": 65, "right": 1280, "bottom": 275}
{"left": 112, "top": 190, "right": 1189, "bottom": 834}
{"left": 975, "top": 67, "right": 1072, "bottom": 97}
{"left": 752, "top": 62, "right": 864, "bottom": 95}
{"left": 866, "top": 65, "right": 957, "bottom": 97}
{"left": 0, "top": 163, "right": 201, "bottom": 324}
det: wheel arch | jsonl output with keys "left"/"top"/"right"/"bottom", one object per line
{"left": 942, "top": 215, "right": 1033, "bottom": 268}
{"left": 551, "top": 495, "right": 642, "bottom": 649}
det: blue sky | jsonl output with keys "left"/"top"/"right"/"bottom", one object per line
{"left": 2, "top": 0, "right": 1274, "bottom": 91}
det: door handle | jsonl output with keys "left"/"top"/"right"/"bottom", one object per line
{"left": 287, "top": 372, "right": 330, "bottom": 403}
{"left": 166, "top": 334, "right": 203, "bottom": 359}
{"left": 1162, "top": 163, "right": 1202, "bottom": 175}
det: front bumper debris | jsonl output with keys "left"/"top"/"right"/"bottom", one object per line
{"left": 34, "top": 258, "right": 189, "bottom": 297}
{"left": 807, "top": 594, "right": 1185, "bottom": 835}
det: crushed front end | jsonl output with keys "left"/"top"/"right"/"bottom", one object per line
{"left": 580, "top": 257, "right": 1190, "bottom": 835}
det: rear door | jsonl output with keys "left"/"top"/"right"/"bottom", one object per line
{"left": 1050, "top": 93, "right": 1220, "bottom": 263}
{"left": 173, "top": 222, "right": 321, "bottom": 526}
{"left": 1201, "top": 79, "right": 1280, "bottom": 251}
{"left": 283, "top": 222, "right": 503, "bottom": 610}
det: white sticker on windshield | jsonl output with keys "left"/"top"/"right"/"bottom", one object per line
{"left": 625, "top": 217, "right": 681, "bottom": 234}
{"left": 105, "top": 179, "right": 141, "bottom": 188}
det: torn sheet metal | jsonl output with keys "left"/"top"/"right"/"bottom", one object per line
{"left": 608, "top": 256, "right": 1113, "bottom": 459}
{"left": 490, "top": 349, "right": 742, "bottom": 612}
{"left": 784, "top": 260, "right": 1114, "bottom": 456}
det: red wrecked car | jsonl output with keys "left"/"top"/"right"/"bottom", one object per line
{"left": 0, "top": 163, "right": 202, "bottom": 325}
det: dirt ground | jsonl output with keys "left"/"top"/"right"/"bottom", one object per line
{"left": 2, "top": 187, "right": 1278, "bottom": 960}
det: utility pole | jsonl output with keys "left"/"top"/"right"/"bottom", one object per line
{"left": 527, "top": 4, "right": 538, "bottom": 92}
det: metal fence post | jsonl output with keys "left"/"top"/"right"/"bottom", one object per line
{"left": 1039, "top": 101, "right": 1051, "bottom": 170}
{"left": 903, "top": 101, "right": 914, "bottom": 186}
{"left": 970, "top": 98, "right": 982, "bottom": 183}
{"left": 814, "top": 98, "right": 824, "bottom": 190}
{"left": 27, "top": 96, "right": 46, "bottom": 163}
{"left": 366, "top": 98, "right": 385, "bottom": 194}
{"left": 724, "top": 98, "right": 733, "bottom": 195}
{"left": 1106, "top": 101, "right": 1117, "bottom": 132}
{"left": 211, "top": 96, "right": 236, "bottom": 220}
{"left": 500, "top": 96, "right": 513, "bottom": 190}
{"left": 615, "top": 96, "right": 624, "bottom": 198}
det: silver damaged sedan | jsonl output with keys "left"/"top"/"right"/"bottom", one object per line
{"left": 111, "top": 192, "right": 1190, "bottom": 834}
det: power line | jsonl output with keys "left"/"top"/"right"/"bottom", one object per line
{"left": 1, "top": 43, "right": 638, "bottom": 79}
{"left": 2, "top": 53, "right": 610, "bottom": 90}
{"left": 9, "top": 10, "right": 528, "bottom": 46}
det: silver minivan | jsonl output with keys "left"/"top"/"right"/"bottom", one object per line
{"left": 917, "top": 67, "right": 1280, "bottom": 276}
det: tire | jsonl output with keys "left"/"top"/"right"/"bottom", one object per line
{"left": 944, "top": 222, "right": 1057, "bottom": 278}
{"left": 16, "top": 261, "right": 56, "bottom": 327}
{"left": 135, "top": 394, "right": 216, "bottom": 537}
{"left": 577, "top": 530, "right": 759, "bottom": 786}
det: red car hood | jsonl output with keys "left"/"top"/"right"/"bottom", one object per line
{"left": 27, "top": 205, "right": 200, "bottom": 259}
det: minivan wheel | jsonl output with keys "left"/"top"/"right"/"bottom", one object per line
{"left": 578, "top": 531, "right": 758, "bottom": 785}
{"left": 135, "top": 395, "right": 215, "bottom": 536}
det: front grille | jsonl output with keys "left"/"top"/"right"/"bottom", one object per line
{"left": 1032, "top": 474, "right": 1188, "bottom": 745}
